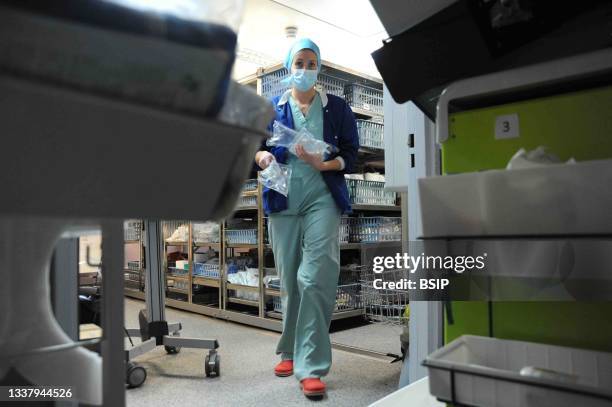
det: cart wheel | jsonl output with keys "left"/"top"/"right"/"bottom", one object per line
{"left": 126, "top": 361, "right": 147, "bottom": 388}
{"left": 214, "top": 355, "right": 220, "bottom": 377}
{"left": 165, "top": 345, "right": 181, "bottom": 354}
{"left": 165, "top": 331, "right": 181, "bottom": 354}
{"left": 204, "top": 351, "right": 220, "bottom": 377}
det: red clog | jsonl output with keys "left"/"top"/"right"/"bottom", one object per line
{"left": 300, "top": 378, "right": 326, "bottom": 397}
{"left": 274, "top": 360, "right": 293, "bottom": 377}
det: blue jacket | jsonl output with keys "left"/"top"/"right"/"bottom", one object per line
{"left": 258, "top": 91, "right": 359, "bottom": 215}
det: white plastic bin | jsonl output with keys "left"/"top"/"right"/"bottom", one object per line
{"left": 418, "top": 159, "right": 612, "bottom": 237}
{"left": 424, "top": 335, "right": 612, "bottom": 407}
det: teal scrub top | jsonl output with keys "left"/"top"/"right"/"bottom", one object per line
{"left": 287, "top": 93, "right": 323, "bottom": 177}
{"left": 285, "top": 93, "right": 336, "bottom": 210}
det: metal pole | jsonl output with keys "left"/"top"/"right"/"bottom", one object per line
{"left": 52, "top": 236, "right": 79, "bottom": 407}
{"left": 51, "top": 237, "right": 79, "bottom": 341}
{"left": 144, "top": 220, "right": 166, "bottom": 322}
{"left": 101, "top": 220, "right": 125, "bottom": 407}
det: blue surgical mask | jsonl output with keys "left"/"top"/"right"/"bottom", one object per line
{"left": 284, "top": 69, "right": 318, "bottom": 91}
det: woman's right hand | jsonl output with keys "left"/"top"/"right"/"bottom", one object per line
{"left": 256, "top": 151, "right": 275, "bottom": 169}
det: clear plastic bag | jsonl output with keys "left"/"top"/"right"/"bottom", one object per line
{"left": 258, "top": 159, "right": 292, "bottom": 196}
{"left": 268, "top": 121, "right": 338, "bottom": 158}
{"left": 506, "top": 146, "right": 575, "bottom": 170}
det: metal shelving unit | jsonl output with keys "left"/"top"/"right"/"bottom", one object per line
{"left": 352, "top": 204, "right": 401, "bottom": 212}
{"left": 243, "top": 61, "right": 386, "bottom": 173}
{"left": 123, "top": 220, "right": 145, "bottom": 299}
{"left": 193, "top": 276, "right": 221, "bottom": 288}
{"left": 124, "top": 185, "right": 400, "bottom": 330}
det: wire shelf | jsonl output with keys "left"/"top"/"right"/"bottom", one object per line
{"left": 225, "top": 229, "right": 258, "bottom": 245}
{"left": 272, "top": 282, "right": 361, "bottom": 313}
{"left": 346, "top": 179, "right": 397, "bottom": 206}
{"left": 356, "top": 119, "right": 384, "bottom": 149}
{"left": 123, "top": 219, "right": 142, "bottom": 241}
{"left": 193, "top": 262, "right": 220, "bottom": 278}
{"left": 260, "top": 68, "right": 348, "bottom": 99}
{"left": 236, "top": 195, "right": 257, "bottom": 208}
{"left": 343, "top": 217, "right": 401, "bottom": 243}
{"left": 339, "top": 217, "right": 351, "bottom": 244}
{"left": 241, "top": 179, "right": 258, "bottom": 193}
{"left": 335, "top": 283, "right": 361, "bottom": 311}
{"left": 345, "top": 83, "right": 383, "bottom": 115}
{"left": 361, "top": 268, "right": 409, "bottom": 325}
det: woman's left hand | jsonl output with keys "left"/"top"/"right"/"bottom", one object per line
{"left": 295, "top": 144, "right": 324, "bottom": 171}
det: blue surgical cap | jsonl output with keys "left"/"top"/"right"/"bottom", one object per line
{"left": 284, "top": 38, "right": 321, "bottom": 73}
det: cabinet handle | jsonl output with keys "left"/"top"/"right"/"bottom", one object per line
{"left": 407, "top": 133, "right": 414, "bottom": 148}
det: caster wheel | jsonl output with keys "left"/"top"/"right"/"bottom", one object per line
{"left": 165, "top": 345, "right": 181, "bottom": 354}
{"left": 165, "top": 331, "right": 181, "bottom": 354}
{"left": 126, "top": 361, "right": 147, "bottom": 388}
{"left": 204, "top": 351, "right": 220, "bottom": 377}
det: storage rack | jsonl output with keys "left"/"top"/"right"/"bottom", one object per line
{"left": 240, "top": 60, "right": 387, "bottom": 170}
{"left": 123, "top": 220, "right": 145, "bottom": 297}
{"left": 163, "top": 220, "right": 192, "bottom": 300}
{"left": 124, "top": 61, "right": 403, "bottom": 331}
{"left": 124, "top": 188, "right": 402, "bottom": 330}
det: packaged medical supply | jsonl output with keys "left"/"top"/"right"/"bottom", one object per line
{"left": 258, "top": 159, "right": 292, "bottom": 196}
{"left": 268, "top": 121, "right": 338, "bottom": 158}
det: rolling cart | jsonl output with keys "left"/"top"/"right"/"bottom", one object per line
{"left": 123, "top": 220, "right": 221, "bottom": 388}
{"left": 360, "top": 266, "right": 410, "bottom": 363}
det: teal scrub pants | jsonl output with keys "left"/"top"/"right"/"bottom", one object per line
{"left": 268, "top": 173, "right": 341, "bottom": 380}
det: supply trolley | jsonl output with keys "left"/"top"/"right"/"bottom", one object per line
{"left": 359, "top": 265, "right": 410, "bottom": 364}
{"left": 415, "top": 44, "right": 612, "bottom": 405}
{"left": 360, "top": 267, "right": 409, "bottom": 325}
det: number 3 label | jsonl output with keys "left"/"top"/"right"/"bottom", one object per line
{"left": 495, "top": 114, "right": 520, "bottom": 139}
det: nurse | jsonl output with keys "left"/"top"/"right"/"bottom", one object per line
{"left": 254, "top": 38, "right": 359, "bottom": 398}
